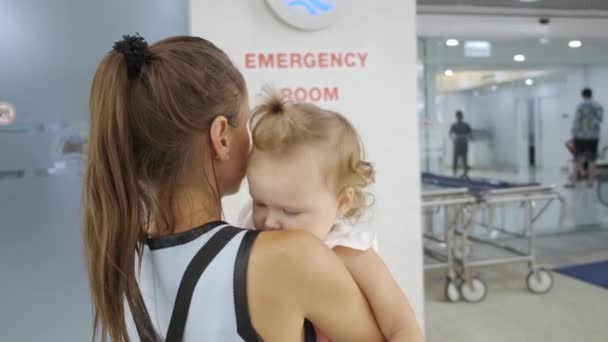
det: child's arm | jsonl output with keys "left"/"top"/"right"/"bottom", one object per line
{"left": 333, "top": 246, "right": 424, "bottom": 342}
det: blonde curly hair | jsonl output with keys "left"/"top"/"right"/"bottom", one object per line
{"left": 250, "top": 89, "right": 375, "bottom": 222}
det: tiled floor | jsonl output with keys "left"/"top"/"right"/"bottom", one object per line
{"left": 425, "top": 265, "right": 608, "bottom": 342}
{"left": 424, "top": 214, "right": 608, "bottom": 342}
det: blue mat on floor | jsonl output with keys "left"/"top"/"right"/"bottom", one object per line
{"left": 555, "top": 261, "right": 608, "bottom": 289}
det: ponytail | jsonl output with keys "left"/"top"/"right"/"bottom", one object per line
{"left": 83, "top": 51, "right": 149, "bottom": 342}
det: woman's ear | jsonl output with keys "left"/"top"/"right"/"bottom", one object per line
{"left": 337, "top": 187, "right": 355, "bottom": 218}
{"left": 209, "top": 115, "right": 231, "bottom": 161}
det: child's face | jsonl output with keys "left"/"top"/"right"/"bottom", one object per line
{"left": 247, "top": 147, "right": 340, "bottom": 239}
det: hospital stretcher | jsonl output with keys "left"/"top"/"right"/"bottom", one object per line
{"left": 421, "top": 173, "right": 566, "bottom": 303}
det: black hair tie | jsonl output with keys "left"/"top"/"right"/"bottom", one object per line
{"left": 113, "top": 33, "right": 152, "bottom": 79}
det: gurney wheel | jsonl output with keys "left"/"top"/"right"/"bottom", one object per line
{"left": 526, "top": 268, "right": 553, "bottom": 294}
{"left": 444, "top": 278, "right": 461, "bottom": 302}
{"left": 460, "top": 277, "right": 487, "bottom": 303}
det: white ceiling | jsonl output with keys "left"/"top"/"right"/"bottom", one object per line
{"left": 418, "top": 0, "right": 608, "bottom": 11}
{"left": 418, "top": 14, "right": 608, "bottom": 39}
{"left": 417, "top": 0, "right": 608, "bottom": 39}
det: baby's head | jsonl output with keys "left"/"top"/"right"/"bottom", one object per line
{"left": 247, "top": 91, "right": 374, "bottom": 239}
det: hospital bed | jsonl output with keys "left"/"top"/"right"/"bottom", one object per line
{"left": 421, "top": 173, "right": 566, "bottom": 303}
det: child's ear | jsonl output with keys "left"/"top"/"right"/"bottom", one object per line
{"left": 337, "top": 187, "right": 355, "bottom": 218}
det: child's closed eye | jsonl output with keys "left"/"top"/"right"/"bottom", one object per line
{"left": 282, "top": 209, "right": 301, "bottom": 216}
{"left": 254, "top": 201, "right": 267, "bottom": 208}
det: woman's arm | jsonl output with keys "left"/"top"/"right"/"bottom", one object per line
{"left": 247, "top": 230, "right": 385, "bottom": 342}
{"left": 333, "top": 246, "right": 424, "bottom": 342}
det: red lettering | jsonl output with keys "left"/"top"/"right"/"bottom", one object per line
{"left": 304, "top": 53, "right": 316, "bottom": 68}
{"left": 280, "top": 86, "right": 339, "bottom": 102}
{"left": 259, "top": 53, "right": 274, "bottom": 68}
{"left": 295, "top": 88, "right": 307, "bottom": 102}
{"left": 245, "top": 53, "right": 255, "bottom": 69}
{"left": 290, "top": 53, "right": 302, "bottom": 68}
{"left": 281, "top": 88, "right": 292, "bottom": 100}
{"left": 344, "top": 52, "right": 356, "bottom": 67}
{"left": 243, "top": 52, "right": 365, "bottom": 69}
{"left": 277, "top": 53, "right": 288, "bottom": 68}
{"left": 310, "top": 87, "right": 321, "bottom": 102}
{"left": 318, "top": 53, "right": 329, "bottom": 68}
{"left": 325, "top": 87, "right": 339, "bottom": 101}
{"left": 330, "top": 53, "right": 343, "bottom": 68}
{"left": 358, "top": 52, "right": 368, "bottom": 67}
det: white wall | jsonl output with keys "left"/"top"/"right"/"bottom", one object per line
{"left": 421, "top": 66, "right": 454, "bottom": 172}
{"left": 429, "top": 69, "right": 608, "bottom": 173}
{"left": 491, "top": 89, "right": 517, "bottom": 169}
{"left": 190, "top": 0, "right": 424, "bottom": 327}
{"left": 515, "top": 70, "right": 608, "bottom": 171}
{"left": 425, "top": 66, "right": 498, "bottom": 171}
{"left": 547, "top": 64, "right": 608, "bottom": 163}
{"left": 487, "top": 81, "right": 567, "bottom": 171}
{"left": 435, "top": 90, "right": 497, "bottom": 169}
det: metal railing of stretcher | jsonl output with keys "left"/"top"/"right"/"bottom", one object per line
{"left": 421, "top": 173, "right": 567, "bottom": 303}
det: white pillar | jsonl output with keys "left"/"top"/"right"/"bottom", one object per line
{"left": 190, "top": 0, "right": 424, "bottom": 326}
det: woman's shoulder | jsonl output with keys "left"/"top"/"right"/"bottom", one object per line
{"left": 245, "top": 231, "right": 334, "bottom": 325}
{"left": 247, "top": 230, "right": 343, "bottom": 291}
{"left": 249, "top": 230, "right": 328, "bottom": 265}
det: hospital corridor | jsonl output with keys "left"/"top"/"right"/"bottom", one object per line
{"left": 1, "top": 0, "right": 607, "bottom": 341}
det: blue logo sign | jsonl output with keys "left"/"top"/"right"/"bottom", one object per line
{"left": 266, "top": 0, "right": 339, "bottom": 31}
{"left": 286, "top": 0, "right": 334, "bottom": 16}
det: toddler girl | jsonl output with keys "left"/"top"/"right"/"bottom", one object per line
{"left": 239, "top": 91, "right": 423, "bottom": 342}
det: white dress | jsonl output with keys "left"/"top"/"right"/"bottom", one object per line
{"left": 236, "top": 200, "right": 377, "bottom": 252}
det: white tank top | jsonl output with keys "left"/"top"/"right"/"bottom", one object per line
{"left": 125, "top": 221, "right": 261, "bottom": 341}
{"left": 124, "top": 221, "right": 317, "bottom": 341}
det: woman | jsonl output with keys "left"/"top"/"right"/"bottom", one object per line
{"left": 83, "top": 34, "right": 384, "bottom": 342}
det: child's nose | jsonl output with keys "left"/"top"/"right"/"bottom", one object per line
{"left": 264, "top": 213, "right": 281, "bottom": 230}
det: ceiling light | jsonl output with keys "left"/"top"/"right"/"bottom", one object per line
{"left": 446, "top": 39, "right": 460, "bottom": 47}
{"left": 519, "top": 0, "right": 541, "bottom": 3}
{"left": 569, "top": 40, "right": 582, "bottom": 48}
{"left": 444, "top": 69, "right": 454, "bottom": 77}
{"left": 539, "top": 38, "right": 550, "bottom": 44}
{"left": 525, "top": 79, "right": 534, "bottom": 86}
{"left": 465, "top": 41, "right": 492, "bottom": 57}
{"left": 514, "top": 54, "right": 526, "bottom": 62}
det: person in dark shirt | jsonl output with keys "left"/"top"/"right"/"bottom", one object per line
{"left": 450, "top": 110, "right": 473, "bottom": 177}
{"left": 566, "top": 88, "right": 604, "bottom": 187}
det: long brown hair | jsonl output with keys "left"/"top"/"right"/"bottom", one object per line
{"left": 83, "top": 35, "right": 246, "bottom": 342}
